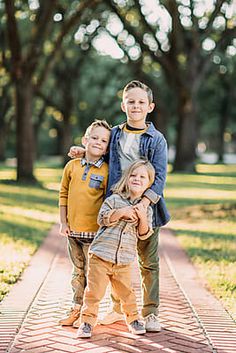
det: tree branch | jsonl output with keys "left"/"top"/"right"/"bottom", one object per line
{"left": 35, "top": 0, "right": 102, "bottom": 91}
{"left": 196, "top": 25, "right": 236, "bottom": 93}
{"left": 4, "top": 0, "right": 22, "bottom": 80}
{"left": 201, "top": 0, "right": 225, "bottom": 39}
{"left": 164, "top": 0, "right": 185, "bottom": 55}
{"left": 189, "top": 0, "right": 199, "bottom": 30}
{"left": 133, "top": 0, "right": 165, "bottom": 56}
{"left": 105, "top": 0, "right": 173, "bottom": 76}
{"left": 25, "top": 0, "right": 58, "bottom": 74}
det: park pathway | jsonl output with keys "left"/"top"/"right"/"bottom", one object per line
{"left": 0, "top": 225, "right": 235, "bottom": 353}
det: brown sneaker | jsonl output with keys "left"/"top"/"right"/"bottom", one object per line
{"left": 59, "top": 308, "right": 81, "bottom": 326}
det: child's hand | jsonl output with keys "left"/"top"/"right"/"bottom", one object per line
{"left": 133, "top": 203, "right": 148, "bottom": 220}
{"left": 121, "top": 206, "right": 138, "bottom": 222}
{"left": 68, "top": 146, "right": 85, "bottom": 158}
{"left": 60, "top": 223, "right": 70, "bottom": 236}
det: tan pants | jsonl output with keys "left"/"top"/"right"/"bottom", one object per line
{"left": 81, "top": 254, "right": 140, "bottom": 326}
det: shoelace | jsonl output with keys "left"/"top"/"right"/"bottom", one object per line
{"left": 146, "top": 314, "right": 156, "bottom": 322}
{"left": 132, "top": 320, "right": 142, "bottom": 329}
{"left": 83, "top": 323, "right": 91, "bottom": 332}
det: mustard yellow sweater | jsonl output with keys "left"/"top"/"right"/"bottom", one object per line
{"left": 59, "top": 159, "right": 108, "bottom": 232}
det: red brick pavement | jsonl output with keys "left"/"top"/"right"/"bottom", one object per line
{"left": 0, "top": 226, "right": 235, "bottom": 353}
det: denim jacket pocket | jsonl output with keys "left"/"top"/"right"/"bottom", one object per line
{"left": 89, "top": 174, "right": 104, "bottom": 189}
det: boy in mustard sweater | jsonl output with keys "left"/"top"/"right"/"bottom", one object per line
{"left": 59, "top": 120, "right": 111, "bottom": 328}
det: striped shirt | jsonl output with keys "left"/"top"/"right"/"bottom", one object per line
{"left": 90, "top": 194, "right": 153, "bottom": 265}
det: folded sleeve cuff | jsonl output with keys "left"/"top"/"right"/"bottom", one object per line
{"left": 137, "top": 228, "right": 154, "bottom": 240}
{"left": 143, "top": 189, "right": 161, "bottom": 204}
{"left": 59, "top": 199, "right": 68, "bottom": 206}
{"left": 102, "top": 209, "right": 119, "bottom": 227}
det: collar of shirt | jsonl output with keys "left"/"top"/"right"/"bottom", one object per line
{"left": 118, "top": 194, "right": 142, "bottom": 205}
{"left": 124, "top": 123, "right": 147, "bottom": 134}
{"left": 80, "top": 156, "right": 104, "bottom": 168}
{"left": 117, "top": 121, "right": 156, "bottom": 137}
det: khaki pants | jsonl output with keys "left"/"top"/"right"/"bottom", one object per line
{"left": 81, "top": 254, "right": 140, "bottom": 326}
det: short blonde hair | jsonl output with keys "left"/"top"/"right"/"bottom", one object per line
{"left": 112, "top": 159, "right": 155, "bottom": 198}
{"left": 84, "top": 119, "right": 112, "bottom": 138}
{"left": 123, "top": 80, "right": 153, "bottom": 104}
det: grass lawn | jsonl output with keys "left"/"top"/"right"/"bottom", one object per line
{"left": 166, "top": 164, "right": 236, "bottom": 321}
{"left": 0, "top": 160, "right": 235, "bottom": 323}
{"left": 0, "top": 160, "right": 62, "bottom": 301}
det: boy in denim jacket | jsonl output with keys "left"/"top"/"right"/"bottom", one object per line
{"left": 69, "top": 81, "right": 170, "bottom": 331}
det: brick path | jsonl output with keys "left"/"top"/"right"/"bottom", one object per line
{"left": 0, "top": 225, "right": 235, "bottom": 353}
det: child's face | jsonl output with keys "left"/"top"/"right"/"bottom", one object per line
{"left": 83, "top": 126, "right": 110, "bottom": 161}
{"left": 128, "top": 165, "right": 150, "bottom": 199}
{"left": 121, "top": 87, "right": 155, "bottom": 128}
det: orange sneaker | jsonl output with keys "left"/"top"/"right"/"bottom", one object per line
{"left": 59, "top": 308, "right": 81, "bottom": 326}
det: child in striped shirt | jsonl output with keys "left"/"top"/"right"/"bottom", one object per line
{"left": 77, "top": 159, "right": 155, "bottom": 338}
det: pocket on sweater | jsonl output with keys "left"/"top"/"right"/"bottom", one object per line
{"left": 89, "top": 174, "right": 104, "bottom": 189}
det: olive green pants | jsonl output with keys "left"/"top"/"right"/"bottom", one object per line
{"left": 67, "top": 237, "right": 90, "bottom": 305}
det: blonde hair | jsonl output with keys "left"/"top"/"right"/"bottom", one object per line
{"left": 84, "top": 119, "right": 112, "bottom": 138}
{"left": 112, "top": 159, "right": 155, "bottom": 198}
{"left": 123, "top": 80, "right": 153, "bottom": 104}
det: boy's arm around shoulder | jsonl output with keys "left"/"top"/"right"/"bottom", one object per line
{"left": 68, "top": 146, "right": 85, "bottom": 158}
{"left": 143, "top": 133, "right": 168, "bottom": 204}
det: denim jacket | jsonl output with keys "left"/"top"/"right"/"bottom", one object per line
{"left": 107, "top": 122, "right": 170, "bottom": 227}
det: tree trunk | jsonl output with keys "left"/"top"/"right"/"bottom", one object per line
{"left": 217, "top": 77, "right": 232, "bottom": 163}
{"left": 217, "top": 99, "right": 228, "bottom": 163}
{"left": 0, "top": 127, "right": 7, "bottom": 161}
{"left": 149, "top": 99, "right": 169, "bottom": 137}
{"left": 61, "top": 111, "right": 72, "bottom": 166}
{"left": 173, "top": 87, "right": 198, "bottom": 172}
{"left": 15, "top": 78, "right": 36, "bottom": 182}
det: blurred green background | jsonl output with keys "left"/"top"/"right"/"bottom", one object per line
{"left": 0, "top": 0, "right": 236, "bottom": 179}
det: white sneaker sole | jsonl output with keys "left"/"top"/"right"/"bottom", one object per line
{"left": 145, "top": 326, "right": 161, "bottom": 332}
{"left": 129, "top": 328, "right": 146, "bottom": 335}
{"left": 76, "top": 332, "right": 91, "bottom": 338}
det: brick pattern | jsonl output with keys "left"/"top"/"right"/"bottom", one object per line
{"left": 0, "top": 225, "right": 62, "bottom": 353}
{"left": 1, "top": 227, "right": 235, "bottom": 353}
{"left": 161, "top": 230, "right": 236, "bottom": 353}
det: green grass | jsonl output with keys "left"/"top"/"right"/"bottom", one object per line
{"left": 166, "top": 164, "right": 236, "bottom": 321}
{"left": 0, "top": 161, "right": 61, "bottom": 301}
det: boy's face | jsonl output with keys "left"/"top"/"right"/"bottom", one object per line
{"left": 121, "top": 87, "right": 155, "bottom": 128}
{"left": 82, "top": 126, "right": 110, "bottom": 161}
